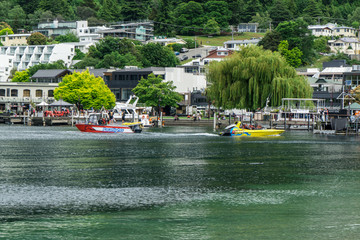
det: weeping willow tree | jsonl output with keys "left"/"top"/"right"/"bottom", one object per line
{"left": 206, "top": 45, "right": 313, "bottom": 110}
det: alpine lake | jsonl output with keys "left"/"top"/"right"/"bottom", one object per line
{"left": 1, "top": 125, "right": 360, "bottom": 239}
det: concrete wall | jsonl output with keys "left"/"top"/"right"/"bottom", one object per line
{"left": 165, "top": 67, "right": 206, "bottom": 93}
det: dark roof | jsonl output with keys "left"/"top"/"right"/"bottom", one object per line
{"left": 31, "top": 69, "right": 71, "bottom": 78}
{"left": 113, "top": 67, "right": 165, "bottom": 73}
{"left": 70, "top": 69, "right": 108, "bottom": 78}
{"left": 323, "top": 60, "right": 348, "bottom": 69}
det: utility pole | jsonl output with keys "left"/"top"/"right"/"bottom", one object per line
{"left": 231, "top": 25, "right": 234, "bottom": 41}
{"left": 269, "top": 21, "right": 272, "bottom": 32}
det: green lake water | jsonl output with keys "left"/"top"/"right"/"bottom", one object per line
{"left": 0, "top": 125, "right": 360, "bottom": 239}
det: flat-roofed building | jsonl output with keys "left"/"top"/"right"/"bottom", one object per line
{"left": 0, "top": 82, "right": 58, "bottom": 112}
{"left": 0, "top": 33, "right": 31, "bottom": 46}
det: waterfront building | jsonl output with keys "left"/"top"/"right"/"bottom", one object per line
{"left": 30, "top": 69, "right": 72, "bottom": 83}
{"left": 0, "top": 33, "right": 31, "bottom": 46}
{"left": 297, "top": 60, "right": 354, "bottom": 108}
{"left": 0, "top": 81, "right": 57, "bottom": 112}
{"left": 106, "top": 66, "right": 207, "bottom": 113}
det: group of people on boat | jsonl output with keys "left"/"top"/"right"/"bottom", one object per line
{"left": 241, "top": 123, "right": 263, "bottom": 130}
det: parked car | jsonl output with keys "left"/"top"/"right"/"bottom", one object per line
{"left": 195, "top": 54, "right": 201, "bottom": 58}
{"left": 174, "top": 51, "right": 180, "bottom": 55}
{"left": 180, "top": 48, "right": 189, "bottom": 53}
{"left": 180, "top": 55, "right": 188, "bottom": 61}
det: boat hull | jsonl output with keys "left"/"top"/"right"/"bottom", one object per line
{"left": 75, "top": 124, "right": 136, "bottom": 133}
{"left": 222, "top": 128, "right": 285, "bottom": 137}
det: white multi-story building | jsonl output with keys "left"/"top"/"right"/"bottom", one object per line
{"left": 34, "top": 19, "right": 109, "bottom": 42}
{"left": 0, "top": 55, "right": 13, "bottom": 82}
{"left": 308, "top": 23, "right": 357, "bottom": 38}
{"left": 76, "top": 21, "right": 110, "bottom": 42}
{"left": 0, "top": 81, "right": 58, "bottom": 112}
{"left": 0, "top": 43, "right": 76, "bottom": 81}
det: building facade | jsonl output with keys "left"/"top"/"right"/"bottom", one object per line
{"left": 309, "top": 23, "right": 356, "bottom": 38}
{"left": 223, "top": 39, "right": 260, "bottom": 50}
{"left": 0, "top": 43, "right": 76, "bottom": 81}
{"left": 328, "top": 38, "right": 360, "bottom": 55}
{"left": 99, "top": 21, "right": 154, "bottom": 42}
{"left": 0, "top": 33, "right": 31, "bottom": 46}
{"left": 0, "top": 82, "right": 57, "bottom": 112}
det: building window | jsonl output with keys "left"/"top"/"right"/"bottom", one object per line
{"left": 36, "top": 89, "right": 43, "bottom": 97}
{"left": 48, "top": 90, "right": 54, "bottom": 97}
{"left": 111, "top": 88, "right": 121, "bottom": 100}
{"left": 0, "top": 89, "right": 5, "bottom": 96}
{"left": 23, "top": 89, "right": 30, "bottom": 97}
{"left": 121, "top": 88, "right": 132, "bottom": 100}
{"left": 11, "top": 89, "right": 18, "bottom": 97}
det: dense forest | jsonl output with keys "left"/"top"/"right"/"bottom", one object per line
{"left": 1, "top": 0, "right": 360, "bottom": 35}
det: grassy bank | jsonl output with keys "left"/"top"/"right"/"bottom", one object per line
{"left": 178, "top": 33, "right": 265, "bottom": 46}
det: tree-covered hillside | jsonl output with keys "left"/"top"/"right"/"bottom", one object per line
{"left": 1, "top": 0, "right": 360, "bottom": 34}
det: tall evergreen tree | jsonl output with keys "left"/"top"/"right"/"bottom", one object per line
{"left": 39, "top": 0, "right": 75, "bottom": 20}
{"left": 243, "top": 0, "right": 262, "bottom": 23}
{"left": 121, "top": 0, "right": 151, "bottom": 21}
{"left": 228, "top": 0, "right": 247, "bottom": 25}
{"left": 269, "top": 0, "right": 293, "bottom": 27}
{"left": 97, "top": 0, "right": 121, "bottom": 22}
{"left": 174, "top": 1, "right": 205, "bottom": 35}
{"left": 204, "top": 1, "right": 231, "bottom": 29}
{"left": 8, "top": 5, "right": 26, "bottom": 32}
{"left": 150, "top": 0, "right": 175, "bottom": 36}
{"left": 303, "top": 0, "right": 322, "bottom": 21}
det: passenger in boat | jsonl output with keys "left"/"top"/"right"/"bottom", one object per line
{"left": 109, "top": 110, "right": 114, "bottom": 123}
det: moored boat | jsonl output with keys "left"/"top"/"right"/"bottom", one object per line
{"left": 221, "top": 121, "right": 284, "bottom": 137}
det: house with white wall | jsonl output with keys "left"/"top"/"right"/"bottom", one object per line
{"left": 223, "top": 39, "right": 260, "bottom": 50}
{"left": 308, "top": 23, "right": 357, "bottom": 38}
{"left": 328, "top": 38, "right": 360, "bottom": 55}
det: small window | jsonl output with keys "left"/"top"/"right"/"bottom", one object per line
{"left": 48, "top": 90, "right": 54, "bottom": 97}
{"left": 23, "top": 89, "right": 30, "bottom": 97}
{"left": 36, "top": 89, "right": 43, "bottom": 97}
{"left": 11, "top": 89, "right": 18, "bottom": 97}
{"left": 0, "top": 89, "right": 5, "bottom": 96}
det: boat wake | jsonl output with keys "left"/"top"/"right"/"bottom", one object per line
{"left": 0, "top": 184, "right": 328, "bottom": 219}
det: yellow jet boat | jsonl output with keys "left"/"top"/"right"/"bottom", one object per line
{"left": 220, "top": 121, "right": 285, "bottom": 137}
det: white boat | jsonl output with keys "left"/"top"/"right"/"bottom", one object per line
{"left": 112, "top": 95, "right": 152, "bottom": 127}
